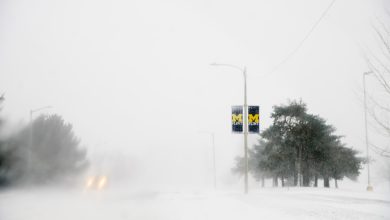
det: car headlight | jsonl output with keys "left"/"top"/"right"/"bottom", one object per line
{"left": 86, "top": 176, "right": 95, "bottom": 189}
{"left": 97, "top": 176, "right": 107, "bottom": 189}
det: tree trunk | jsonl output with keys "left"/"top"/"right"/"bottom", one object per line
{"left": 335, "top": 179, "right": 338, "bottom": 188}
{"left": 261, "top": 176, "right": 265, "bottom": 188}
{"left": 298, "top": 145, "right": 302, "bottom": 187}
{"left": 314, "top": 175, "right": 318, "bottom": 187}
{"left": 273, "top": 176, "right": 278, "bottom": 187}
{"left": 281, "top": 176, "right": 285, "bottom": 187}
{"left": 294, "top": 171, "right": 298, "bottom": 186}
{"left": 324, "top": 176, "right": 330, "bottom": 188}
{"left": 303, "top": 174, "right": 310, "bottom": 187}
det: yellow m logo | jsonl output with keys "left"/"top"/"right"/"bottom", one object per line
{"left": 248, "top": 114, "right": 259, "bottom": 123}
{"left": 232, "top": 114, "right": 243, "bottom": 123}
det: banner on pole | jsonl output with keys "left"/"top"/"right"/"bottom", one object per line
{"left": 248, "top": 106, "right": 260, "bottom": 133}
{"left": 232, "top": 106, "right": 243, "bottom": 133}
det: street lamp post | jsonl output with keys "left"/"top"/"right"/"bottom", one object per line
{"left": 211, "top": 132, "right": 216, "bottom": 190}
{"left": 199, "top": 131, "right": 217, "bottom": 190}
{"left": 211, "top": 63, "right": 249, "bottom": 194}
{"left": 363, "top": 71, "right": 373, "bottom": 191}
{"left": 28, "top": 106, "right": 52, "bottom": 177}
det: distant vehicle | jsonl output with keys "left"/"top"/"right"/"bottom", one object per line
{"left": 85, "top": 175, "right": 108, "bottom": 190}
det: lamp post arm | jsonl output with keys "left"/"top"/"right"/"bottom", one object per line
{"left": 31, "top": 106, "right": 52, "bottom": 113}
{"left": 210, "top": 63, "right": 245, "bottom": 73}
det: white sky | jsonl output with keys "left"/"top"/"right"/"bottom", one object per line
{"left": 0, "top": 0, "right": 389, "bottom": 190}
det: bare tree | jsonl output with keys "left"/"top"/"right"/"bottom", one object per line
{"left": 365, "top": 18, "right": 390, "bottom": 158}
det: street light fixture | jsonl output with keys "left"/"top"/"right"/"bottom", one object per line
{"left": 210, "top": 62, "right": 249, "bottom": 194}
{"left": 363, "top": 71, "right": 373, "bottom": 191}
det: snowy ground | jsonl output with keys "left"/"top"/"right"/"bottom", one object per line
{"left": 1, "top": 187, "right": 389, "bottom": 220}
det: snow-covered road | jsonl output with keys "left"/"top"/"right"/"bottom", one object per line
{"left": 1, "top": 188, "right": 389, "bottom": 220}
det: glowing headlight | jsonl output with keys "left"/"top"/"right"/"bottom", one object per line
{"left": 98, "top": 176, "right": 107, "bottom": 189}
{"left": 86, "top": 176, "right": 95, "bottom": 189}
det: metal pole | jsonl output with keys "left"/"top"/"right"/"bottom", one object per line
{"left": 28, "top": 110, "right": 33, "bottom": 179}
{"left": 210, "top": 63, "right": 249, "bottom": 194}
{"left": 363, "top": 71, "right": 372, "bottom": 191}
{"left": 27, "top": 105, "right": 52, "bottom": 182}
{"left": 198, "top": 131, "right": 217, "bottom": 190}
{"left": 212, "top": 133, "right": 216, "bottom": 190}
{"left": 243, "top": 67, "right": 249, "bottom": 194}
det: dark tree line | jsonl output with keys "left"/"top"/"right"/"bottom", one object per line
{"left": 0, "top": 96, "right": 88, "bottom": 187}
{"left": 234, "top": 100, "right": 362, "bottom": 188}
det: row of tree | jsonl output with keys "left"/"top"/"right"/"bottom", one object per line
{"left": 0, "top": 96, "right": 88, "bottom": 187}
{"left": 234, "top": 101, "right": 362, "bottom": 188}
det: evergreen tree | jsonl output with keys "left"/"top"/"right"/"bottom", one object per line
{"left": 9, "top": 114, "right": 89, "bottom": 185}
{"left": 233, "top": 100, "right": 363, "bottom": 188}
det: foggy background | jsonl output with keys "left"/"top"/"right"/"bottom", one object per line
{"left": 1, "top": 0, "right": 389, "bottom": 191}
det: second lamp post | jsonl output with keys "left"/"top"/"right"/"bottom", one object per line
{"left": 211, "top": 63, "right": 249, "bottom": 194}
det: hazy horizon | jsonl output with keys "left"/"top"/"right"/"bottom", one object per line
{"left": 1, "top": 0, "right": 389, "bottom": 190}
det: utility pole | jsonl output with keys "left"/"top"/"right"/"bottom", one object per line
{"left": 363, "top": 71, "right": 373, "bottom": 191}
